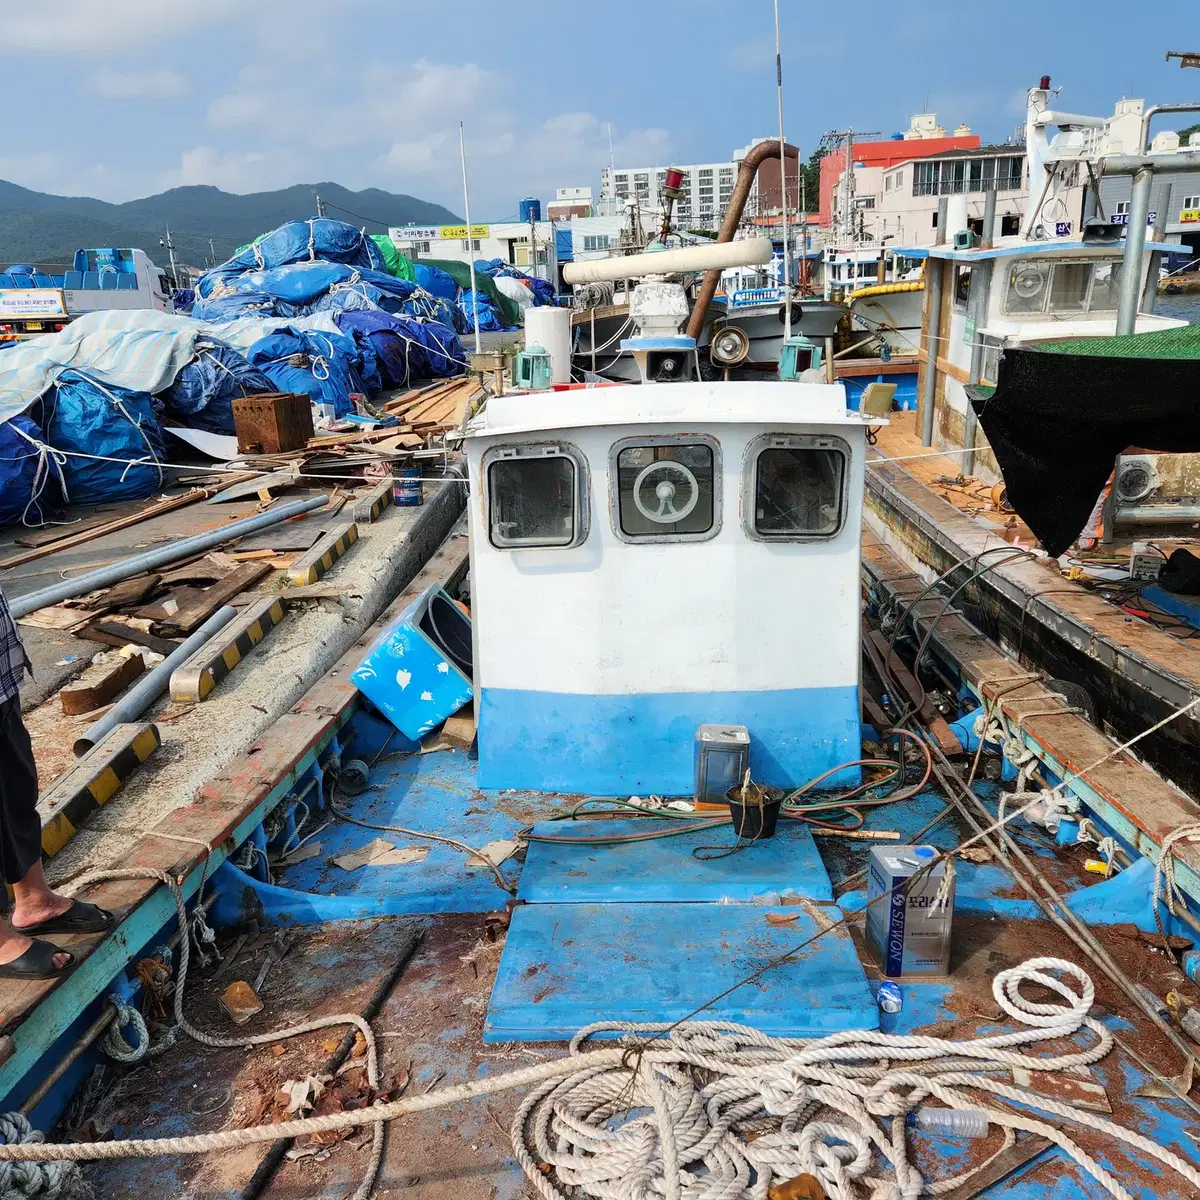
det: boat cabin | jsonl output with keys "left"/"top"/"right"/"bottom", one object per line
{"left": 464, "top": 380, "right": 872, "bottom": 795}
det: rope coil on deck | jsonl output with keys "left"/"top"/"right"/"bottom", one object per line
{"left": 0, "top": 1114, "right": 90, "bottom": 1200}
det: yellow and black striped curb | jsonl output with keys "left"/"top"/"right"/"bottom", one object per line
{"left": 352, "top": 476, "right": 396, "bottom": 524}
{"left": 169, "top": 596, "right": 287, "bottom": 704}
{"left": 287, "top": 520, "right": 359, "bottom": 586}
{"left": 39, "top": 723, "right": 161, "bottom": 858}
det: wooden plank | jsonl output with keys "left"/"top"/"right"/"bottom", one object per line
{"left": 80, "top": 619, "right": 181, "bottom": 657}
{"left": 81, "top": 573, "right": 162, "bottom": 610}
{"left": 939, "top": 1135, "right": 1052, "bottom": 1199}
{"left": 934, "top": 355, "right": 971, "bottom": 385}
{"left": 156, "top": 562, "right": 273, "bottom": 636}
{"left": 442, "top": 703, "right": 476, "bottom": 748}
{"left": 59, "top": 654, "right": 146, "bottom": 715}
{"left": 12, "top": 506, "right": 140, "bottom": 549}
{"left": 0, "top": 490, "right": 210, "bottom": 570}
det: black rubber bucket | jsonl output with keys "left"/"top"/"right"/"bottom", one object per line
{"left": 726, "top": 782, "right": 783, "bottom": 840}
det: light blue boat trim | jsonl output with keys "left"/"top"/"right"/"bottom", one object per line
{"left": 477, "top": 685, "right": 861, "bottom": 795}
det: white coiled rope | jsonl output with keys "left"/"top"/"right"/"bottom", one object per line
{"left": 0, "top": 1114, "right": 90, "bottom": 1200}
{"left": 4, "top": 946, "right": 1200, "bottom": 1200}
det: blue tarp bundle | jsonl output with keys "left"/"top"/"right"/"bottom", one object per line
{"left": 457, "top": 290, "right": 504, "bottom": 332}
{"left": 0, "top": 413, "right": 62, "bottom": 527}
{"left": 402, "top": 290, "right": 466, "bottom": 333}
{"left": 244, "top": 328, "right": 367, "bottom": 417}
{"left": 474, "top": 258, "right": 556, "bottom": 306}
{"left": 38, "top": 372, "right": 165, "bottom": 504}
{"left": 163, "top": 341, "right": 274, "bottom": 435}
{"left": 196, "top": 219, "right": 386, "bottom": 299}
{"left": 333, "top": 312, "right": 462, "bottom": 387}
{"left": 411, "top": 263, "right": 459, "bottom": 302}
{"left": 190, "top": 290, "right": 275, "bottom": 322}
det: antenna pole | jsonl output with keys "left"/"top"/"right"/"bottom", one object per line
{"left": 459, "top": 121, "right": 483, "bottom": 355}
{"left": 315, "top": 192, "right": 325, "bottom": 218}
{"left": 774, "top": 0, "right": 792, "bottom": 339}
{"left": 164, "top": 224, "right": 179, "bottom": 289}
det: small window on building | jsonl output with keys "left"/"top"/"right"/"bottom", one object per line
{"left": 1113, "top": 200, "right": 1130, "bottom": 216}
{"left": 1004, "top": 261, "right": 1049, "bottom": 313}
{"left": 612, "top": 438, "right": 718, "bottom": 541}
{"left": 462, "top": 238, "right": 481, "bottom": 252}
{"left": 1184, "top": 194, "right": 1200, "bottom": 210}
{"left": 487, "top": 446, "right": 584, "bottom": 549}
{"left": 953, "top": 263, "right": 973, "bottom": 312}
{"left": 1049, "top": 261, "right": 1092, "bottom": 312}
{"left": 748, "top": 435, "right": 847, "bottom": 540}
{"left": 1000, "top": 216, "right": 1020, "bottom": 237}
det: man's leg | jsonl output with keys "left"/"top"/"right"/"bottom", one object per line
{"left": 0, "top": 696, "right": 69, "bottom": 968}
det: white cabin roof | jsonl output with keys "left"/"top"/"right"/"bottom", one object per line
{"left": 467, "top": 381, "right": 876, "bottom": 439}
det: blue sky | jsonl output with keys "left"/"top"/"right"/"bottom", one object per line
{"left": 0, "top": 0, "right": 1196, "bottom": 218}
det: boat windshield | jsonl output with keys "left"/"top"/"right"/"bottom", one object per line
{"left": 1003, "top": 257, "right": 1122, "bottom": 316}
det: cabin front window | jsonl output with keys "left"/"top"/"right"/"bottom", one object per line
{"left": 745, "top": 434, "right": 848, "bottom": 541}
{"left": 486, "top": 444, "right": 586, "bottom": 549}
{"left": 1003, "top": 258, "right": 1122, "bottom": 317}
{"left": 610, "top": 436, "right": 720, "bottom": 542}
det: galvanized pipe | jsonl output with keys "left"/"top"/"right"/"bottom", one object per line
{"left": 918, "top": 258, "right": 944, "bottom": 447}
{"left": 1139, "top": 102, "right": 1200, "bottom": 154}
{"left": 1142, "top": 182, "right": 1173, "bottom": 315}
{"left": 10, "top": 496, "right": 328, "bottom": 619}
{"left": 74, "top": 606, "right": 237, "bottom": 756}
{"left": 1116, "top": 167, "right": 1154, "bottom": 336}
{"left": 1115, "top": 504, "right": 1200, "bottom": 527}
{"left": 1104, "top": 151, "right": 1200, "bottom": 173}
{"left": 19, "top": 1007, "right": 117, "bottom": 1117}
{"left": 980, "top": 185, "right": 998, "bottom": 251}
{"left": 684, "top": 140, "right": 799, "bottom": 343}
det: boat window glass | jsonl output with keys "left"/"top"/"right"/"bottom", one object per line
{"left": 487, "top": 446, "right": 584, "bottom": 549}
{"left": 749, "top": 437, "right": 847, "bottom": 540}
{"left": 1090, "top": 261, "right": 1122, "bottom": 310}
{"left": 1049, "top": 262, "right": 1091, "bottom": 312}
{"left": 1004, "top": 261, "right": 1050, "bottom": 313}
{"left": 612, "top": 438, "right": 718, "bottom": 541}
{"left": 953, "top": 264, "right": 973, "bottom": 312}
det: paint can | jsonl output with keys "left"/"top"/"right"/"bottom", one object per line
{"left": 394, "top": 468, "right": 423, "bottom": 507}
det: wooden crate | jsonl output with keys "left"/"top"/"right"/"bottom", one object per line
{"left": 232, "top": 393, "right": 314, "bottom": 454}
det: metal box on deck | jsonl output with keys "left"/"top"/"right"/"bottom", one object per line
{"left": 865, "top": 845, "right": 954, "bottom": 978}
{"left": 694, "top": 724, "right": 750, "bottom": 807}
{"left": 232, "top": 392, "right": 314, "bottom": 455}
{"left": 350, "top": 584, "right": 473, "bottom": 741}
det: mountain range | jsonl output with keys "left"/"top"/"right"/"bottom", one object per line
{"left": 0, "top": 181, "right": 462, "bottom": 269}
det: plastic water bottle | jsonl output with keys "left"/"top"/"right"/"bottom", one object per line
{"left": 877, "top": 982, "right": 903, "bottom": 1014}
{"left": 910, "top": 1107, "right": 989, "bottom": 1139}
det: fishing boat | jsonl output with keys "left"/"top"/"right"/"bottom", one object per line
{"left": 3, "top": 230, "right": 1200, "bottom": 1200}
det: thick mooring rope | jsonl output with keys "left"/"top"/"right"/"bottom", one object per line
{"left": 4, "top": 926, "right": 1200, "bottom": 1200}
{"left": 0, "top": 1114, "right": 90, "bottom": 1200}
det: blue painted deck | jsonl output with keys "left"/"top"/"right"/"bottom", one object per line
{"left": 484, "top": 901, "right": 877, "bottom": 1041}
{"left": 517, "top": 817, "right": 834, "bottom": 903}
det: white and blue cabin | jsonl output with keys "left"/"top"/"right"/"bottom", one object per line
{"left": 464, "top": 379, "right": 872, "bottom": 797}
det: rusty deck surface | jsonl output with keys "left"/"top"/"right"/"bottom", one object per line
{"left": 0, "top": 531, "right": 470, "bottom": 1043}
{"left": 866, "top": 417, "right": 1200, "bottom": 730}
{"left": 863, "top": 533, "right": 1200, "bottom": 896}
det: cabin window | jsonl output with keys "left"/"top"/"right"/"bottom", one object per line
{"left": 746, "top": 434, "right": 848, "bottom": 541}
{"left": 610, "top": 435, "right": 720, "bottom": 542}
{"left": 1090, "top": 261, "right": 1122, "bottom": 309}
{"left": 953, "top": 264, "right": 973, "bottom": 312}
{"left": 1003, "top": 259, "right": 1123, "bottom": 316}
{"left": 1004, "top": 261, "right": 1051, "bottom": 313}
{"left": 1049, "top": 261, "right": 1091, "bottom": 311}
{"left": 486, "top": 444, "right": 587, "bottom": 549}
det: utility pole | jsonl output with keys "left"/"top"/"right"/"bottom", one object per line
{"left": 458, "top": 121, "right": 482, "bottom": 355}
{"left": 209, "top": 238, "right": 216, "bottom": 265}
{"left": 774, "top": 0, "right": 792, "bottom": 338}
{"left": 818, "top": 128, "right": 882, "bottom": 243}
{"left": 160, "top": 225, "right": 180, "bottom": 289}
{"left": 315, "top": 192, "right": 325, "bottom": 218}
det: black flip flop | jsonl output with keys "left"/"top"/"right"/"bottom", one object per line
{"left": 0, "top": 939, "right": 75, "bottom": 979}
{"left": 13, "top": 899, "right": 113, "bottom": 937}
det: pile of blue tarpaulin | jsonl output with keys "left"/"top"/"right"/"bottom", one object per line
{"left": 474, "top": 258, "right": 557, "bottom": 307}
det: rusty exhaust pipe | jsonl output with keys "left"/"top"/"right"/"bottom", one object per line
{"left": 685, "top": 140, "right": 800, "bottom": 343}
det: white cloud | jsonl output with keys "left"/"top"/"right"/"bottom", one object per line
{"left": 88, "top": 68, "right": 187, "bottom": 99}
{"left": 0, "top": 0, "right": 240, "bottom": 52}
{"left": 166, "top": 146, "right": 307, "bottom": 195}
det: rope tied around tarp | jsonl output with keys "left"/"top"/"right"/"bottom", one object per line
{"left": 7, "top": 423, "right": 69, "bottom": 527}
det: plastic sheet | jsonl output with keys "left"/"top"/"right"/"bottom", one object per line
{"left": 38, "top": 372, "right": 165, "bottom": 503}
{"left": 0, "top": 414, "right": 62, "bottom": 527}
{"left": 163, "top": 341, "right": 274, "bottom": 435}
{"left": 371, "top": 235, "right": 416, "bottom": 281}
{"left": 244, "top": 328, "right": 367, "bottom": 417}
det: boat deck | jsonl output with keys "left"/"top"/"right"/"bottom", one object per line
{"left": 69, "top": 742, "right": 1200, "bottom": 1199}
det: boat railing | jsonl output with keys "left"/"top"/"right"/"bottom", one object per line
{"left": 729, "top": 286, "right": 785, "bottom": 309}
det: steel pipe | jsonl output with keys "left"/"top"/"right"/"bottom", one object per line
{"left": 1116, "top": 167, "right": 1154, "bottom": 336}
{"left": 1140, "top": 102, "right": 1200, "bottom": 154}
{"left": 74, "top": 606, "right": 237, "bottom": 756}
{"left": 1115, "top": 504, "right": 1200, "bottom": 526}
{"left": 918, "top": 259, "right": 944, "bottom": 447}
{"left": 685, "top": 140, "right": 800, "bottom": 342}
{"left": 561, "top": 237, "right": 771, "bottom": 284}
{"left": 1103, "top": 151, "right": 1200, "bottom": 173}
{"left": 10, "top": 496, "right": 328, "bottom": 619}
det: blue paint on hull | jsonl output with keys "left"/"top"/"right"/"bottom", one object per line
{"left": 477, "top": 685, "right": 862, "bottom": 795}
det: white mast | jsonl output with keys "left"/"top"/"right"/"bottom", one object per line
{"left": 774, "top": 0, "right": 791, "bottom": 339}
{"left": 458, "top": 120, "right": 482, "bottom": 356}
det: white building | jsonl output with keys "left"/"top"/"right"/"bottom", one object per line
{"left": 602, "top": 155, "right": 742, "bottom": 228}
{"left": 548, "top": 187, "right": 593, "bottom": 220}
